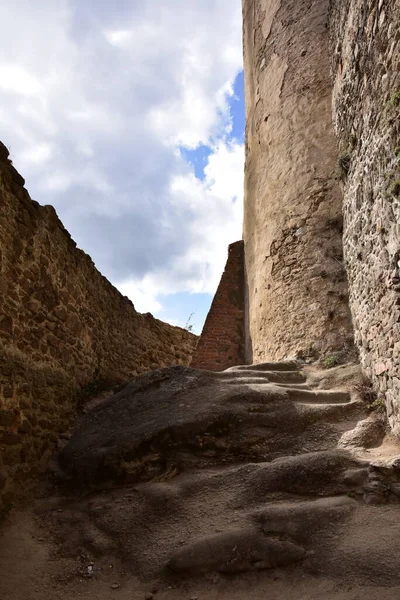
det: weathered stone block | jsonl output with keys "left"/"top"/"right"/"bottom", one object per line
{"left": 1, "top": 431, "right": 21, "bottom": 446}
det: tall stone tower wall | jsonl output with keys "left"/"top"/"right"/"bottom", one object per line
{"left": 242, "top": 0, "right": 354, "bottom": 363}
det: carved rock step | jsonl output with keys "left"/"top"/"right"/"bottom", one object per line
{"left": 49, "top": 363, "right": 400, "bottom": 587}
{"left": 282, "top": 387, "right": 353, "bottom": 405}
{"left": 220, "top": 369, "right": 306, "bottom": 384}
{"left": 225, "top": 361, "right": 300, "bottom": 372}
{"left": 225, "top": 377, "right": 308, "bottom": 386}
{"left": 293, "top": 399, "right": 363, "bottom": 423}
{"left": 57, "top": 366, "right": 365, "bottom": 487}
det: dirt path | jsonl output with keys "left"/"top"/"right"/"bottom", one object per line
{"left": 1, "top": 362, "right": 400, "bottom": 600}
{"left": 2, "top": 507, "right": 400, "bottom": 600}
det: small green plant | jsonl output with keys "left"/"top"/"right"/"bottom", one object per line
{"left": 368, "top": 397, "right": 386, "bottom": 412}
{"left": 184, "top": 312, "right": 195, "bottom": 333}
{"left": 389, "top": 91, "right": 400, "bottom": 108}
{"left": 322, "top": 353, "right": 342, "bottom": 369}
{"left": 346, "top": 491, "right": 358, "bottom": 499}
{"left": 384, "top": 92, "right": 400, "bottom": 125}
{"left": 389, "top": 180, "right": 400, "bottom": 197}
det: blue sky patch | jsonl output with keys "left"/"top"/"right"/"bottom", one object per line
{"left": 165, "top": 70, "right": 245, "bottom": 335}
{"left": 229, "top": 70, "right": 245, "bottom": 143}
{"left": 158, "top": 291, "right": 213, "bottom": 335}
{"left": 179, "top": 145, "right": 213, "bottom": 181}
{"left": 180, "top": 69, "right": 245, "bottom": 184}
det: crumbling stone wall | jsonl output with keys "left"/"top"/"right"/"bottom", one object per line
{"left": 0, "top": 141, "right": 196, "bottom": 506}
{"left": 191, "top": 241, "right": 245, "bottom": 371}
{"left": 242, "top": 0, "right": 354, "bottom": 363}
{"left": 329, "top": 0, "right": 400, "bottom": 432}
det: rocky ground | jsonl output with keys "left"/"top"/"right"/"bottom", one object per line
{"left": 1, "top": 361, "right": 400, "bottom": 600}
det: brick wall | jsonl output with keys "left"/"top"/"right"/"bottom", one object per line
{"left": 191, "top": 241, "right": 245, "bottom": 371}
{"left": 0, "top": 141, "right": 196, "bottom": 507}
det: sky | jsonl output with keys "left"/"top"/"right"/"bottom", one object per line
{"left": 0, "top": 0, "right": 245, "bottom": 335}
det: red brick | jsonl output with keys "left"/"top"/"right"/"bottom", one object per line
{"left": 191, "top": 241, "right": 245, "bottom": 371}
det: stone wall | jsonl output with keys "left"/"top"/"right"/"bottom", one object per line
{"left": 329, "top": 0, "right": 400, "bottom": 432}
{"left": 191, "top": 241, "right": 245, "bottom": 371}
{"left": 0, "top": 141, "right": 196, "bottom": 506}
{"left": 242, "top": 0, "right": 354, "bottom": 364}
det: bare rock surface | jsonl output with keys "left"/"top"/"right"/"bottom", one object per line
{"left": 57, "top": 364, "right": 363, "bottom": 487}
{"left": 168, "top": 529, "right": 306, "bottom": 574}
{"left": 44, "top": 362, "right": 400, "bottom": 582}
{"left": 2, "top": 360, "right": 400, "bottom": 600}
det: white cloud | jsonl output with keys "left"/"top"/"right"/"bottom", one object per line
{"left": 104, "top": 30, "right": 132, "bottom": 47}
{"left": 44, "top": 171, "right": 73, "bottom": 193}
{"left": 0, "top": 64, "right": 43, "bottom": 96}
{"left": 117, "top": 278, "right": 163, "bottom": 314}
{"left": 203, "top": 141, "right": 244, "bottom": 203}
{"left": 20, "top": 143, "right": 53, "bottom": 165}
{"left": 0, "top": 0, "right": 244, "bottom": 325}
{"left": 117, "top": 139, "right": 244, "bottom": 307}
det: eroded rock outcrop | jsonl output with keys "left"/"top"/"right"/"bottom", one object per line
{"left": 44, "top": 361, "right": 400, "bottom": 585}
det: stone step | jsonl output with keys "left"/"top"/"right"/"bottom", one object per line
{"left": 225, "top": 361, "right": 300, "bottom": 372}
{"left": 283, "top": 387, "right": 352, "bottom": 405}
{"left": 274, "top": 382, "right": 311, "bottom": 390}
{"left": 224, "top": 377, "right": 305, "bottom": 386}
{"left": 246, "top": 384, "right": 354, "bottom": 407}
{"left": 220, "top": 370, "right": 306, "bottom": 384}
